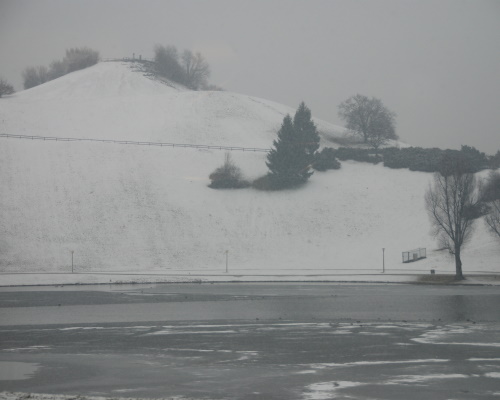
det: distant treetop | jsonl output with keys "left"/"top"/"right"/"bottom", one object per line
{"left": 154, "top": 44, "right": 212, "bottom": 90}
{"left": 23, "top": 47, "right": 100, "bottom": 90}
{"left": 338, "top": 94, "right": 398, "bottom": 151}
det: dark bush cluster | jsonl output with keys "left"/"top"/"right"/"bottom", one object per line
{"left": 316, "top": 145, "right": 496, "bottom": 174}
{"left": 460, "top": 145, "right": 490, "bottom": 170}
{"left": 312, "top": 147, "right": 341, "bottom": 171}
{"left": 252, "top": 173, "right": 313, "bottom": 191}
{"left": 253, "top": 147, "right": 342, "bottom": 190}
{"left": 333, "top": 147, "right": 380, "bottom": 164}
{"left": 488, "top": 150, "right": 500, "bottom": 169}
{"left": 382, "top": 145, "right": 489, "bottom": 173}
{"left": 382, "top": 147, "right": 445, "bottom": 172}
{"left": 481, "top": 171, "right": 500, "bottom": 203}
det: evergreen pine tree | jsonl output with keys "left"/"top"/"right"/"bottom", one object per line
{"left": 265, "top": 102, "right": 320, "bottom": 189}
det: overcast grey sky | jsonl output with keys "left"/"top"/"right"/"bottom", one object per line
{"left": 1, "top": 0, "right": 499, "bottom": 152}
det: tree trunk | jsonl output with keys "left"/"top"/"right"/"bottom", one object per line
{"left": 454, "top": 246, "right": 464, "bottom": 280}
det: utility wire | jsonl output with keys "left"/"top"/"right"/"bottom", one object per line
{"left": 0, "top": 133, "right": 271, "bottom": 153}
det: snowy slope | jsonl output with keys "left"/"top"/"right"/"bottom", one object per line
{"left": 0, "top": 62, "right": 498, "bottom": 279}
{"left": 1, "top": 61, "right": 343, "bottom": 147}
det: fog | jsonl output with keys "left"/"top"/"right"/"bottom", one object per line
{"left": 1, "top": 0, "right": 499, "bottom": 152}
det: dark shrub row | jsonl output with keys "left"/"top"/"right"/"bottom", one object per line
{"left": 382, "top": 145, "right": 490, "bottom": 173}
{"left": 209, "top": 145, "right": 498, "bottom": 191}
{"left": 319, "top": 145, "right": 495, "bottom": 174}
{"left": 333, "top": 147, "right": 380, "bottom": 164}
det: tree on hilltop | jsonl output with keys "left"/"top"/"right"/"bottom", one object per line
{"left": 63, "top": 47, "right": 99, "bottom": 73}
{"left": 23, "top": 66, "right": 49, "bottom": 89}
{"left": 181, "top": 50, "right": 210, "bottom": 90}
{"left": 154, "top": 45, "right": 186, "bottom": 84}
{"left": 0, "top": 78, "right": 14, "bottom": 97}
{"left": 48, "top": 59, "right": 67, "bottom": 80}
{"left": 264, "top": 102, "right": 320, "bottom": 189}
{"left": 338, "top": 94, "right": 397, "bottom": 150}
{"left": 22, "top": 47, "right": 99, "bottom": 89}
{"left": 154, "top": 45, "right": 212, "bottom": 90}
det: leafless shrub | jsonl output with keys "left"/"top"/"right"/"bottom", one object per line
{"left": 209, "top": 153, "right": 250, "bottom": 189}
{"left": 0, "top": 78, "right": 14, "bottom": 97}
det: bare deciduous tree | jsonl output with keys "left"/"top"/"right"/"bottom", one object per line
{"left": 154, "top": 45, "right": 186, "bottom": 84}
{"left": 0, "top": 78, "right": 15, "bottom": 97}
{"left": 485, "top": 200, "right": 500, "bottom": 239}
{"left": 338, "top": 94, "right": 398, "bottom": 149}
{"left": 64, "top": 47, "right": 100, "bottom": 73}
{"left": 181, "top": 50, "right": 210, "bottom": 90}
{"left": 22, "top": 47, "right": 99, "bottom": 89}
{"left": 48, "top": 59, "right": 67, "bottom": 80}
{"left": 425, "top": 156, "right": 479, "bottom": 280}
{"left": 22, "top": 66, "right": 49, "bottom": 89}
{"left": 481, "top": 171, "right": 500, "bottom": 240}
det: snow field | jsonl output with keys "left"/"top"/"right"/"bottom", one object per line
{"left": 0, "top": 61, "right": 498, "bottom": 283}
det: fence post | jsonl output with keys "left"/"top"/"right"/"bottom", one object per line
{"left": 382, "top": 248, "right": 385, "bottom": 273}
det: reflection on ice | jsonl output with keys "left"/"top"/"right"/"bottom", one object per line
{"left": 0, "top": 361, "right": 39, "bottom": 380}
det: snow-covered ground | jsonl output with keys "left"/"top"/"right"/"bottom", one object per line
{"left": 0, "top": 61, "right": 498, "bottom": 286}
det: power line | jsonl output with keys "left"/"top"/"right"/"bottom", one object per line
{"left": 0, "top": 133, "right": 271, "bottom": 153}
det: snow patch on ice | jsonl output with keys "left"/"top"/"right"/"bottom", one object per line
{"left": 3, "top": 346, "right": 52, "bottom": 352}
{"left": 308, "top": 359, "right": 449, "bottom": 369}
{"left": 303, "top": 381, "right": 364, "bottom": 399}
{"left": 235, "top": 351, "right": 259, "bottom": 361}
{"left": 411, "top": 325, "right": 483, "bottom": 345}
{"left": 164, "top": 348, "right": 216, "bottom": 353}
{"left": 146, "top": 330, "right": 237, "bottom": 335}
{"left": 445, "top": 342, "right": 500, "bottom": 347}
{"left": 386, "top": 374, "right": 468, "bottom": 384}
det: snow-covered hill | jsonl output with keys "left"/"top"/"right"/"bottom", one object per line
{"left": 0, "top": 61, "right": 498, "bottom": 280}
{"left": 1, "top": 61, "right": 344, "bottom": 147}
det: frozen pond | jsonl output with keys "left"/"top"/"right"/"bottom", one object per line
{"left": 1, "top": 283, "right": 500, "bottom": 399}
{"left": 1, "top": 283, "right": 499, "bottom": 326}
